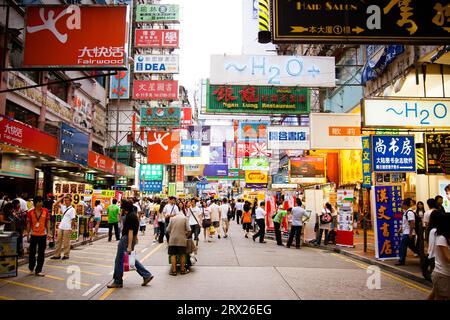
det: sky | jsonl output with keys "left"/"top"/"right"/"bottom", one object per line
{"left": 160, "top": 0, "right": 243, "bottom": 103}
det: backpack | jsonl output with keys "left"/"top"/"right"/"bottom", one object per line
{"left": 320, "top": 210, "right": 332, "bottom": 224}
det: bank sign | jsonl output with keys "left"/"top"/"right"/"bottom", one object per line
{"left": 271, "top": 0, "right": 450, "bottom": 44}
{"left": 134, "top": 55, "right": 179, "bottom": 73}
{"left": 372, "top": 135, "right": 416, "bottom": 172}
{"left": 363, "top": 98, "right": 450, "bottom": 128}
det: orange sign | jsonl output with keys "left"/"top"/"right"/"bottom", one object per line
{"left": 329, "top": 127, "right": 361, "bottom": 136}
{"left": 24, "top": 5, "right": 128, "bottom": 68}
{"left": 147, "top": 131, "right": 180, "bottom": 164}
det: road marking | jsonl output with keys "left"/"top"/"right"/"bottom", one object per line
{"left": 0, "top": 296, "right": 16, "bottom": 300}
{"left": 68, "top": 255, "right": 115, "bottom": 262}
{"left": 331, "top": 253, "right": 431, "bottom": 294}
{"left": 44, "top": 264, "right": 101, "bottom": 276}
{"left": 99, "top": 243, "right": 164, "bottom": 301}
{"left": 0, "top": 279, "right": 53, "bottom": 293}
{"left": 141, "top": 248, "right": 149, "bottom": 253}
{"left": 83, "top": 283, "right": 101, "bottom": 297}
{"left": 47, "top": 259, "right": 111, "bottom": 268}
{"left": 18, "top": 269, "right": 91, "bottom": 287}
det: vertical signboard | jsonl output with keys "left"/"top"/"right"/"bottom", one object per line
{"left": 362, "top": 136, "right": 372, "bottom": 188}
{"left": 336, "top": 189, "right": 354, "bottom": 247}
{"left": 425, "top": 133, "right": 450, "bottom": 174}
{"left": 372, "top": 185, "right": 403, "bottom": 260}
{"left": 372, "top": 135, "right": 416, "bottom": 172}
{"left": 109, "top": 69, "right": 130, "bottom": 99}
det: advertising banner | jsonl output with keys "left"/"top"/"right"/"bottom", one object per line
{"left": 0, "top": 116, "right": 58, "bottom": 157}
{"left": 242, "top": 157, "right": 269, "bottom": 171}
{"left": 141, "top": 181, "right": 163, "bottom": 193}
{"left": 425, "top": 133, "right": 450, "bottom": 174}
{"left": 176, "top": 165, "right": 184, "bottom": 182}
{"left": 88, "top": 151, "right": 115, "bottom": 174}
{"left": 109, "top": 69, "right": 130, "bottom": 99}
{"left": 210, "top": 145, "right": 226, "bottom": 164}
{"left": 59, "top": 123, "right": 89, "bottom": 166}
{"left": 372, "top": 135, "right": 416, "bottom": 172}
{"left": 140, "top": 164, "right": 163, "bottom": 181}
{"left": 439, "top": 181, "right": 450, "bottom": 213}
{"left": 289, "top": 156, "right": 326, "bottom": 183}
{"left": 340, "top": 150, "right": 362, "bottom": 185}
{"left": 207, "top": 84, "right": 310, "bottom": 114}
{"left": 140, "top": 107, "right": 181, "bottom": 127}
{"left": 147, "top": 130, "right": 180, "bottom": 165}
{"left": 239, "top": 122, "right": 268, "bottom": 142}
{"left": 236, "top": 142, "right": 272, "bottom": 158}
{"left": 180, "top": 108, "right": 192, "bottom": 126}
{"left": 135, "top": 4, "right": 179, "bottom": 23}
{"left": 372, "top": 185, "right": 403, "bottom": 260}
{"left": 310, "top": 113, "right": 361, "bottom": 149}
{"left": 210, "top": 55, "right": 335, "bottom": 87}
{"left": 203, "top": 165, "right": 228, "bottom": 177}
{"left": 245, "top": 170, "right": 269, "bottom": 184}
{"left": 0, "top": 154, "right": 35, "bottom": 179}
{"left": 180, "top": 146, "right": 210, "bottom": 165}
{"left": 362, "top": 137, "right": 372, "bottom": 188}
{"left": 24, "top": 6, "right": 128, "bottom": 68}
{"left": 133, "top": 80, "right": 178, "bottom": 100}
{"left": 185, "top": 165, "right": 204, "bottom": 176}
{"left": 363, "top": 98, "right": 450, "bottom": 128}
{"left": 135, "top": 29, "right": 179, "bottom": 48}
{"left": 187, "top": 126, "right": 211, "bottom": 145}
{"left": 267, "top": 126, "right": 310, "bottom": 150}
{"left": 134, "top": 55, "right": 179, "bottom": 73}
{"left": 168, "top": 165, "right": 177, "bottom": 183}
{"left": 271, "top": 0, "right": 450, "bottom": 44}
{"left": 180, "top": 140, "right": 201, "bottom": 157}
{"left": 336, "top": 189, "right": 354, "bottom": 247}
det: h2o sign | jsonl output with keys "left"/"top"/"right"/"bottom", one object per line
{"left": 210, "top": 55, "right": 335, "bottom": 87}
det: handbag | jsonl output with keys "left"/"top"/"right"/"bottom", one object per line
{"left": 209, "top": 225, "right": 216, "bottom": 235}
{"left": 123, "top": 251, "right": 130, "bottom": 272}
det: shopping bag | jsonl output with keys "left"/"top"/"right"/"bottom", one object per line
{"left": 209, "top": 225, "right": 216, "bottom": 235}
{"left": 129, "top": 251, "right": 136, "bottom": 270}
{"left": 123, "top": 252, "right": 130, "bottom": 272}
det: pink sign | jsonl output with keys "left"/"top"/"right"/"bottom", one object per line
{"left": 135, "top": 29, "right": 179, "bottom": 48}
{"left": 133, "top": 80, "right": 178, "bottom": 100}
{"left": 236, "top": 142, "right": 272, "bottom": 158}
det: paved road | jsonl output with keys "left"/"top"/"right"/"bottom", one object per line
{"left": 0, "top": 222, "right": 430, "bottom": 300}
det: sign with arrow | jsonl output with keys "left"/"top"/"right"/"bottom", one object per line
{"left": 271, "top": 0, "right": 450, "bottom": 44}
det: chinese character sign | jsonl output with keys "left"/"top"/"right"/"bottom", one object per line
{"left": 134, "top": 55, "right": 179, "bottom": 74}
{"left": 140, "top": 164, "right": 163, "bottom": 181}
{"left": 425, "top": 133, "right": 450, "bottom": 174}
{"left": 141, "top": 181, "right": 163, "bottom": 193}
{"left": 267, "top": 126, "right": 310, "bottom": 150}
{"left": 374, "top": 186, "right": 403, "bottom": 260}
{"left": 133, "top": 80, "right": 178, "bottom": 100}
{"left": 140, "top": 107, "right": 181, "bottom": 127}
{"left": 187, "top": 126, "right": 211, "bottom": 145}
{"left": 180, "top": 140, "right": 201, "bottom": 157}
{"left": 109, "top": 69, "right": 130, "bottom": 99}
{"left": 362, "top": 136, "right": 372, "bottom": 188}
{"left": 372, "top": 135, "right": 416, "bottom": 172}
{"left": 135, "top": 4, "right": 180, "bottom": 22}
{"left": 135, "top": 29, "right": 179, "bottom": 48}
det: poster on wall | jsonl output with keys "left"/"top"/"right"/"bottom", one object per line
{"left": 336, "top": 189, "right": 354, "bottom": 247}
{"left": 238, "top": 122, "right": 268, "bottom": 142}
{"left": 439, "top": 181, "right": 450, "bottom": 213}
{"left": 372, "top": 185, "right": 403, "bottom": 260}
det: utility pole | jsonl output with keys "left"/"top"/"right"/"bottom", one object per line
{"left": 113, "top": 76, "right": 121, "bottom": 189}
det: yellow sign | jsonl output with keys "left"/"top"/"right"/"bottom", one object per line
{"left": 340, "top": 150, "right": 363, "bottom": 184}
{"left": 72, "top": 194, "right": 81, "bottom": 205}
{"left": 245, "top": 170, "right": 268, "bottom": 184}
{"left": 101, "top": 190, "right": 116, "bottom": 197}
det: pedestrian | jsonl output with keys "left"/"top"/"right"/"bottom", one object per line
{"left": 139, "top": 212, "right": 147, "bottom": 236}
{"left": 219, "top": 198, "right": 231, "bottom": 238}
{"left": 152, "top": 214, "right": 160, "bottom": 243}
{"left": 435, "top": 195, "right": 446, "bottom": 215}
{"left": 107, "top": 201, "right": 153, "bottom": 288}
{"left": 26, "top": 196, "right": 51, "bottom": 277}
{"left": 230, "top": 199, "right": 236, "bottom": 221}
{"left": 199, "top": 201, "right": 212, "bottom": 242}
{"left": 416, "top": 201, "right": 426, "bottom": 259}
{"left": 162, "top": 197, "right": 180, "bottom": 242}
{"left": 272, "top": 204, "right": 287, "bottom": 246}
{"left": 167, "top": 211, "right": 191, "bottom": 276}
{"left": 93, "top": 200, "right": 103, "bottom": 238}
{"left": 314, "top": 203, "right": 333, "bottom": 246}
{"left": 242, "top": 202, "right": 253, "bottom": 239}
{"left": 251, "top": 198, "right": 258, "bottom": 232}
{"left": 0, "top": 202, "right": 15, "bottom": 230}
{"left": 187, "top": 199, "right": 201, "bottom": 246}
{"left": 51, "top": 195, "right": 76, "bottom": 260}
{"left": 286, "top": 199, "right": 309, "bottom": 249}
{"left": 148, "top": 199, "right": 155, "bottom": 221}
{"left": 396, "top": 198, "right": 417, "bottom": 266}
{"left": 209, "top": 200, "right": 221, "bottom": 239}
{"left": 423, "top": 210, "right": 441, "bottom": 281}
{"left": 235, "top": 199, "right": 243, "bottom": 225}
{"left": 157, "top": 200, "right": 167, "bottom": 243}
{"left": 428, "top": 213, "right": 450, "bottom": 300}
{"left": 424, "top": 198, "right": 437, "bottom": 241}
{"left": 11, "top": 199, "right": 26, "bottom": 257}
{"left": 107, "top": 199, "right": 120, "bottom": 242}
{"left": 14, "top": 193, "right": 28, "bottom": 213}
{"left": 252, "top": 201, "right": 266, "bottom": 243}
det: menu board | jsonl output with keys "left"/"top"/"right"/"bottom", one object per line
{"left": 425, "top": 133, "right": 450, "bottom": 174}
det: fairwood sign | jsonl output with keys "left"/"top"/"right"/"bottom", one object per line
{"left": 271, "top": 0, "right": 450, "bottom": 44}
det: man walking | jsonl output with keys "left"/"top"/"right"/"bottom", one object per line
{"left": 162, "top": 197, "right": 180, "bottom": 242}
{"left": 51, "top": 195, "right": 76, "bottom": 260}
{"left": 286, "top": 199, "right": 309, "bottom": 249}
{"left": 396, "top": 198, "right": 416, "bottom": 266}
{"left": 235, "top": 199, "right": 243, "bottom": 225}
{"left": 209, "top": 200, "right": 221, "bottom": 239}
{"left": 252, "top": 201, "right": 267, "bottom": 243}
{"left": 219, "top": 198, "right": 231, "bottom": 238}
{"left": 107, "top": 199, "right": 120, "bottom": 242}
{"left": 107, "top": 201, "right": 153, "bottom": 288}
{"left": 272, "top": 204, "right": 288, "bottom": 246}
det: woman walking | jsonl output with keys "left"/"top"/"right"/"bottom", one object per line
{"left": 93, "top": 200, "right": 103, "bottom": 238}
{"left": 200, "top": 201, "right": 212, "bottom": 242}
{"left": 242, "top": 202, "right": 252, "bottom": 238}
{"left": 187, "top": 199, "right": 201, "bottom": 246}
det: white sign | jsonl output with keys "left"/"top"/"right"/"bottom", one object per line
{"left": 271, "top": 183, "right": 298, "bottom": 189}
{"left": 180, "top": 146, "right": 210, "bottom": 165}
{"left": 134, "top": 54, "right": 179, "bottom": 73}
{"left": 210, "top": 55, "right": 335, "bottom": 87}
{"left": 310, "top": 113, "right": 361, "bottom": 150}
{"left": 363, "top": 98, "right": 450, "bottom": 128}
{"left": 267, "top": 126, "right": 310, "bottom": 150}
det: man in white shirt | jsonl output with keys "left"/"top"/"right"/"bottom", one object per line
{"left": 219, "top": 198, "right": 231, "bottom": 238}
{"left": 396, "top": 198, "right": 416, "bottom": 266}
{"left": 15, "top": 193, "right": 28, "bottom": 213}
{"left": 162, "top": 197, "right": 180, "bottom": 242}
{"left": 187, "top": 199, "right": 201, "bottom": 245}
{"left": 252, "top": 201, "right": 267, "bottom": 243}
{"left": 287, "top": 199, "right": 310, "bottom": 249}
{"left": 51, "top": 195, "right": 76, "bottom": 260}
{"left": 235, "top": 199, "right": 244, "bottom": 225}
{"left": 209, "top": 200, "right": 221, "bottom": 239}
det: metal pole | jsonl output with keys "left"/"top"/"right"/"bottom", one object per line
{"left": 113, "top": 76, "right": 121, "bottom": 189}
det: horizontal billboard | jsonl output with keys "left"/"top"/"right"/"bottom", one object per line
{"left": 135, "top": 4, "right": 179, "bottom": 23}
{"left": 140, "top": 107, "right": 181, "bottom": 127}
{"left": 135, "top": 29, "right": 179, "bottom": 48}
{"left": 60, "top": 123, "right": 89, "bottom": 166}
{"left": 290, "top": 156, "right": 326, "bottom": 179}
{"left": 267, "top": 126, "right": 310, "bottom": 150}
{"left": 210, "top": 55, "right": 335, "bottom": 87}
{"left": 24, "top": 5, "right": 128, "bottom": 68}
{"left": 239, "top": 122, "right": 268, "bottom": 142}
{"left": 133, "top": 80, "right": 178, "bottom": 100}
{"left": 134, "top": 55, "right": 179, "bottom": 73}
{"left": 207, "top": 84, "right": 310, "bottom": 114}
{"left": 363, "top": 98, "right": 450, "bottom": 129}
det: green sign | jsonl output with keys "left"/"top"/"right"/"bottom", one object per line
{"left": 168, "top": 183, "right": 176, "bottom": 197}
{"left": 140, "top": 107, "right": 181, "bottom": 127}
{"left": 116, "top": 177, "right": 128, "bottom": 187}
{"left": 85, "top": 173, "right": 94, "bottom": 182}
{"left": 207, "top": 84, "right": 310, "bottom": 115}
{"left": 136, "top": 4, "right": 180, "bottom": 23}
{"left": 140, "top": 164, "right": 164, "bottom": 181}
{"left": 242, "top": 158, "right": 270, "bottom": 170}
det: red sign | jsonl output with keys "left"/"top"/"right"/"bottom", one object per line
{"left": 236, "top": 142, "right": 272, "bottom": 158}
{"left": 180, "top": 108, "right": 192, "bottom": 126}
{"left": 147, "top": 131, "right": 180, "bottom": 165}
{"left": 329, "top": 126, "right": 361, "bottom": 136}
{"left": 176, "top": 165, "right": 184, "bottom": 182}
{"left": 0, "top": 116, "right": 58, "bottom": 157}
{"left": 88, "top": 151, "right": 115, "bottom": 174}
{"left": 133, "top": 80, "right": 178, "bottom": 100}
{"left": 24, "top": 6, "right": 128, "bottom": 68}
{"left": 135, "top": 29, "right": 179, "bottom": 48}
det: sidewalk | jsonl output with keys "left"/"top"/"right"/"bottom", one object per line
{"left": 265, "top": 228, "right": 431, "bottom": 287}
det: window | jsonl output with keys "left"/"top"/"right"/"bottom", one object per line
{"left": 5, "top": 100, "right": 39, "bottom": 127}
{"left": 8, "top": 39, "right": 40, "bottom": 83}
{"left": 47, "top": 72, "right": 68, "bottom": 102}
{"left": 92, "top": 142, "right": 104, "bottom": 155}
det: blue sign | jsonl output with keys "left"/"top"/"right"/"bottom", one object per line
{"left": 109, "top": 69, "right": 130, "bottom": 99}
{"left": 203, "top": 165, "right": 228, "bottom": 177}
{"left": 141, "top": 181, "right": 163, "bottom": 192}
{"left": 197, "top": 182, "right": 207, "bottom": 191}
{"left": 180, "top": 140, "right": 201, "bottom": 157}
{"left": 60, "top": 123, "right": 89, "bottom": 166}
{"left": 362, "top": 137, "right": 372, "bottom": 188}
{"left": 372, "top": 135, "right": 416, "bottom": 172}
{"left": 374, "top": 185, "right": 403, "bottom": 260}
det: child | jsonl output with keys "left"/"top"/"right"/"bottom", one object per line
{"left": 139, "top": 213, "right": 146, "bottom": 236}
{"left": 153, "top": 212, "right": 160, "bottom": 242}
